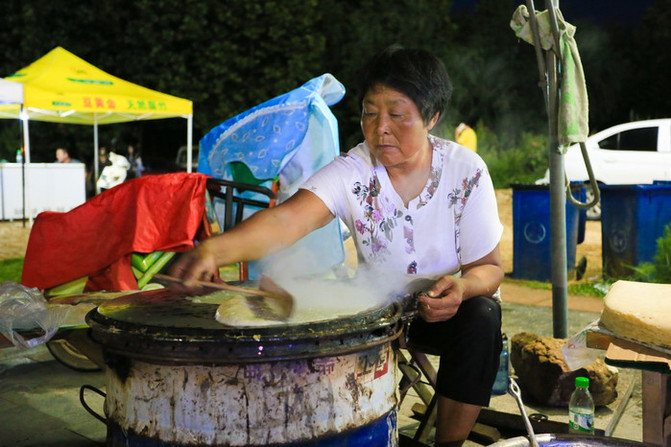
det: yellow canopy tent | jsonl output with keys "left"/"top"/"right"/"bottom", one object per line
{"left": 0, "top": 47, "right": 194, "bottom": 220}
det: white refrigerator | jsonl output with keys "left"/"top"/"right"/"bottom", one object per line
{"left": 0, "top": 163, "right": 86, "bottom": 220}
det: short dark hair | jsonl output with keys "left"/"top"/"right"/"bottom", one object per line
{"left": 356, "top": 46, "right": 452, "bottom": 125}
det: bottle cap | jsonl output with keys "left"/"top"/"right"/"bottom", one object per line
{"left": 575, "top": 376, "right": 589, "bottom": 388}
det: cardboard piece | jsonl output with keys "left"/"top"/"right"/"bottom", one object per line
{"left": 586, "top": 322, "right": 671, "bottom": 374}
{"left": 605, "top": 338, "right": 671, "bottom": 374}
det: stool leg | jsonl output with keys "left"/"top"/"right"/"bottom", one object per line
{"left": 398, "top": 349, "right": 436, "bottom": 407}
{"left": 398, "top": 351, "right": 421, "bottom": 401}
{"left": 397, "top": 347, "right": 440, "bottom": 443}
{"left": 410, "top": 350, "right": 438, "bottom": 388}
{"left": 410, "top": 351, "right": 439, "bottom": 442}
{"left": 415, "top": 393, "right": 439, "bottom": 443}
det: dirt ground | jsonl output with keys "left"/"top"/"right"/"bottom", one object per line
{"left": 0, "top": 220, "right": 31, "bottom": 260}
{"left": 0, "top": 189, "right": 605, "bottom": 311}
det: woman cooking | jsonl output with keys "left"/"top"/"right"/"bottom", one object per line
{"left": 171, "top": 46, "right": 504, "bottom": 447}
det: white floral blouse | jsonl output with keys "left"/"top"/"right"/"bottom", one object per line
{"left": 302, "top": 134, "right": 503, "bottom": 292}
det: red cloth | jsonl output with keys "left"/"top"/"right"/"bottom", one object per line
{"left": 22, "top": 173, "right": 209, "bottom": 291}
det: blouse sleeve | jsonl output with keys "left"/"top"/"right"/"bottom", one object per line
{"left": 457, "top": 166, "right": 503, "bottom": 265}
{"left": 299, "top": 155, "right": 350, "bottom": 218}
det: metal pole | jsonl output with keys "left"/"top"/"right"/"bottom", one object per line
{"left": 21, "top": 107, "right": 33, "bottom": 227}
{"left": 18, "top": 113, "right": 26, "bottom": 227}
{"left": 546, "top": 0, "right": 568, "bottom": 338}
{"left": 20, "top": 145, "right": 25, "bottom": 227}
{"left": 187, "top": 114, "right": 193, "bottom": 173}
{"left": 94, "top": 117, "right": 100, "bottom": 195}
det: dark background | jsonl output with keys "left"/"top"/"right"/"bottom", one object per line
{"left": 0, "top": 0, "right": 668, "bottom": 169}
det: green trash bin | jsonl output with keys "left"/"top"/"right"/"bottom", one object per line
{"left": 600, "top": 184, "right": 671, "bottom": 278}
{"left": 511, "top": 183, "right": 585, "bottom": 282}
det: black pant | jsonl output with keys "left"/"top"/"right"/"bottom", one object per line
{"left": 406, "top": 296, "right": 502, "bottom": 407}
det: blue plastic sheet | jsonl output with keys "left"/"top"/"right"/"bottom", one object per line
{"left": 199, "top": 74, "right": 345, "bottom": 182}
{"left": 198, "top": 74, "right": 347, "bottom": 279}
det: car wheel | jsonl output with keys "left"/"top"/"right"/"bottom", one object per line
{"left": 585, "top": 184, "right": 601, "bottom": 220}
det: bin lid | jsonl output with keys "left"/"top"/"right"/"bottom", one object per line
{"left": 510, "top": 182, "right": 585, "bottom": 191}
{"left": 600, "top": 183, "right": 671, "bottom": 191}
{"left": 509, "top": 182, "right": 548, "bottom": 190}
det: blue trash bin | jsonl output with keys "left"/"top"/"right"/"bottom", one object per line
{"left": 511, "top": 183, "right": 585, "bottom": 282}
{"left": 600, "top": 184, "right": 671, "bottom": 278}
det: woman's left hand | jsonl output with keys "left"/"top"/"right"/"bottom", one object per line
{"left": 416, "top": 275, "right": 465, "bottom": 323}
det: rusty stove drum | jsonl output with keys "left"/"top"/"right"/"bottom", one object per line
{"left": 86, "top": 286, "right": 403, "bottom": 446}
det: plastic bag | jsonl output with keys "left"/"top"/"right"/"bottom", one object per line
{"left": 0, "top": 281, "right": 70, "bottom": 349}
{"left": 562, "top": 319, "right": 604, "bottom": 370}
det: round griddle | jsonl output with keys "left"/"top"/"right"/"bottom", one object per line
{"left": 86, "top": 286, "right": 403, "bottom": 364}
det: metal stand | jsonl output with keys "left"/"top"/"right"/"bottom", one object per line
{"left": 525, "top": 0, "right": 599, "bottom": 338}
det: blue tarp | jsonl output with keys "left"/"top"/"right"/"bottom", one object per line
{"left": 199, "top": 74, "right": 345, "bottom": 182}
{"left": 198, "top": 74, "right": 347, "bottom": 279}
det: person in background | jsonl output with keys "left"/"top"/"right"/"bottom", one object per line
{"left": 455, "top": 121, "right": 477, "bottom": 152}
{"left": 125, "top": 144, "right": 144, "bottom": 179}
{"left": 84, "top": 146, "right": 113, "bottom": 198}
{"left": 170, "top": 47, "right": 503, "bottom": 447}
{"left": 98, "top": 146, "right": 112, "bottom": 174}
{"left": 54, "top": 147, "right": 90, "bottom": 197}
{"left": 55, "top": 147, "right": 81, "bottom": 164}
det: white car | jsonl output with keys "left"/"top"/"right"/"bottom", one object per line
{"left": 539, "top": 119, "right": 671, "bottom": 219}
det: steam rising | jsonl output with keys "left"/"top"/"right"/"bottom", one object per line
{"left": 258, "top": 246, "right": 412, "bottom": 321}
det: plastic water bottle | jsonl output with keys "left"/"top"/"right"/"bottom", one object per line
{"left": 569, "top": 376, "right": 595, "bottom": 434}
{"left": 492, "top": 333, "right": 509, "bottom": 395}
{"left": 16, "top": 149, "right": 23, "bottom": 164}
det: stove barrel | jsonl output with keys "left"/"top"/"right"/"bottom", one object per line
{"left": 86, "top": 288, "right": 403, "bottom": 446}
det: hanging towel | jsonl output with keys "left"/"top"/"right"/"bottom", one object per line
{"left": 510, "top": 5, "right": 589, "bottom": 151}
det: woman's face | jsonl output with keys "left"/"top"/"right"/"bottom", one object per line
{"left": 361, "top": 84, "right": 438, "bottom": 168}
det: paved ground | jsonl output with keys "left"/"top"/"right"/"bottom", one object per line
{"left": 400, "top": 300, "right": 643, "bottom": 446}
{"left": 0, "top": 299, "right": 643, "bottom": 446}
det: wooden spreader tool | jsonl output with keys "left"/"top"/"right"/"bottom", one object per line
{"left": 153, "top": 273, "right": 294, "bottom": 320}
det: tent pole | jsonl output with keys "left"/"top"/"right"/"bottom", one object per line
{"left": 94, "top": 117, "right": 100, "bottom": 195}
{"left": 21, "top": 107, "right": 33, "bottom": 227}
{"left": 187, "top": 114, "right": 193, "bottom": 173}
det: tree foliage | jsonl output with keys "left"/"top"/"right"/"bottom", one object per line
{"left": 0, "top": 0, "right": 668, "bottom": 164}
{"left": 0, "top": 0, "right": 326, "bottom": 161}
{"left": 317, "top": 0, "right": 457, "bottom": 147}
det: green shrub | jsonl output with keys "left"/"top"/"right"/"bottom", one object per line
{"left": 432, "top": 120, "right": 548, "bottom": 189}
{"left": 0, "top": 258, "right": 23, "bottom": 283}
{"left": 631, "top": 223, "right": 671, "bottom": 283}
{"left": 475, "top": 124, "right": 548, "bottom": 189}
{"left": 0, "top": 124, "right": 22, "bottom": 163}
{"left": 567, "top": 281, "right": 609, "bottom": 298}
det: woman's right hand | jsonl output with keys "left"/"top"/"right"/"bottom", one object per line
{"left": 169, "top": 240, "right": 220, "bottom": 285}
